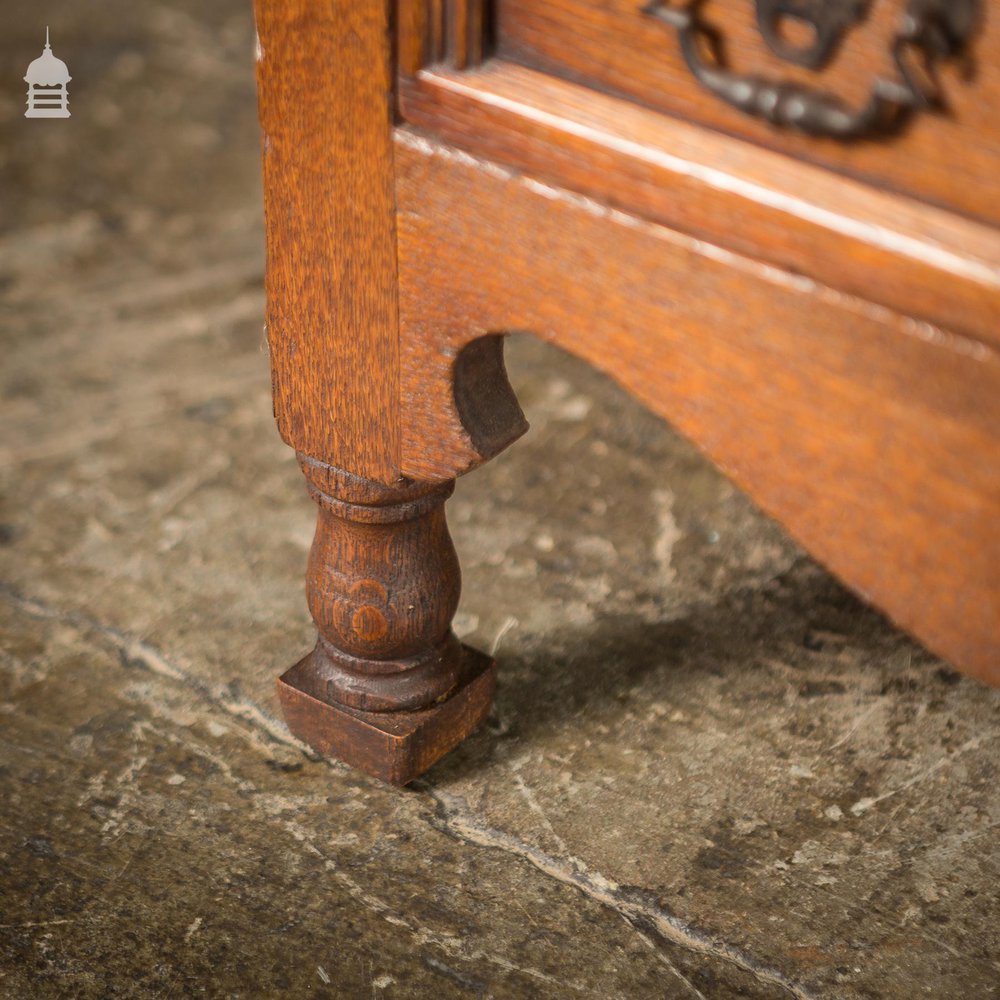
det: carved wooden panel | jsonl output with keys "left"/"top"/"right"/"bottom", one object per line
{"left": 490, "top": 0, "right": 1000, "bottom": 226}
{"left": 644, "top": 0, "right": 979, "bottom": 139}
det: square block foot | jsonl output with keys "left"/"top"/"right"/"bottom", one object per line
{"left": 276, "top": 646, "right": 495, "bottom": 785}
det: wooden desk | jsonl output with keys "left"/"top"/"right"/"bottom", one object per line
{"left": 252, "top": 0, "right": 1000, "bottom": 783}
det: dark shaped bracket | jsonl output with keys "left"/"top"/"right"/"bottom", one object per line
{"left": 755, "top": 0, "right": 872, "bottom": 69}
{"left": 643, "top": 0, "right": 979, "bottom": 140}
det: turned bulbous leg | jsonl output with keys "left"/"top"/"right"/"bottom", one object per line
{"left": 276, "top": 456, "right": 495, "bottom": 784}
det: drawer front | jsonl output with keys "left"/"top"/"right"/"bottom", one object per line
{"left": 495, "top": 0, "right": 1000, "bottom": 226}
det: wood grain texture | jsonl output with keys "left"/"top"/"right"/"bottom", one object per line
{"left": 399, "top": 60, "right": 1000, "bottom": 349}
{"left": 297, "top": 457, "right": 464, "bottom": 713}
{"left": 398, "top": 0, "right": 488, "bottom": 73}
{"left": 254, "top": 0, "right": 999, "bottom": 785}
{"left": 448, "top": 0, "right": 489, "bottom": 69}
{"left": 254, "top": 0, "right": 400, "bottom": 480}
{"left": 278, "top": 645, "right": 496, "bottom": 785}
{"left": 275, "top": 456, "right": 497, "bottom": 784}
{"left": 394, "top": 130, "right": 1000, "bottom": 686}
{"left": 253, "top": 1, "right": 503, "bottom": 782}
{"left": 495, "top": 0, "right": 1000, "bottom": 227}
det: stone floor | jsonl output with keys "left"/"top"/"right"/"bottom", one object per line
{"left": 2, "top": 3, "right": 998, "bottom": 998}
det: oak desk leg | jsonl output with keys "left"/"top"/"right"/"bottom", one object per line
{"left": 277, "top": 459, "right": 494, "bottom": 785}
{"left": 253, "top": 0, "right": 498, "bottom": 782}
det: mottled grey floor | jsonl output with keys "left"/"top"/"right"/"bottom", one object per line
{"left": 1, "top": 3, "right": 998, "bottom": 998}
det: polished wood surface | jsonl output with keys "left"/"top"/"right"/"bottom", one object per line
{"left": 254, "top": 0, "right": 1000, "bottom": 782}
{"left": 393, "top": 130, "right": 1000, "bottom": 687}
{"left": 400, "top": 60, "right": 1000, "bottom": 347}
{"left": 255, "top": 0, "right": 400, "bottom": 480}
{"left": 278, "top": 457, "right": 496, "bottom": 784}
{"left": 496, "top": 0, "right": 1000, "bottom": 226}
{"left": 254, "top": 0, "right": 497, "bottom": 782}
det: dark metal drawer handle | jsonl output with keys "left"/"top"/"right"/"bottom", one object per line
{"left": 642, "top": 0, "right": 979, "bottom": 140}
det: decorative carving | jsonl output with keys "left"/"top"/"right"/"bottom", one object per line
{"left": 294, "top": 456, "right": 464, "bottom": 713}
{"left": 643, "top": 0, "right": 980, "bottom": 140}
{"left": 274, "top": 456, "right": 496, "bottom": 784}
{"left": 755, "top": 0, "right": 871, "bottom": 69}
{"left": 421, "top": 0, "right": 492, "bottom": 70}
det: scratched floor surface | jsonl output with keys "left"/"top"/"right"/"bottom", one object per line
{"left": 1, "top": 2, "right": 999, "bottom": 998}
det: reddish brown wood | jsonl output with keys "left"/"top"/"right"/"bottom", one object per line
{"left": 297, "top": 458, "right": 463, "bottom": 713}
{"left": 493, "top": 0, "right": 1000, "bottom": 228}
{"left": 399, "top": 61, "right": 1000, "bottom": 348}
{"left": 393, "top": 130, "right": 1000, "bottom": 688}
{"left": 278, "top": 647, "right": 495, "bottom": 786}
{"left": 254, "top": 0, "right": 400, "bottom": 481}
{"left": 254, "top": 0, "right": 1000, "bottom": 785}
{"left": 398, "top": 0, "right": 489, "bottom": 73}
{"left": 253, "top": 0, "right": 497, "bottom": 782}
{"left": 278, "top": 458, "right": 495, "bottom": 783}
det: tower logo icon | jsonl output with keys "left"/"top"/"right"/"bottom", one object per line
{"left": 24, "top": 27, "right": 71, "bottom": 119}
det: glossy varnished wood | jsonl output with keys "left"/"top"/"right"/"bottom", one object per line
{"left": 393, "top": 130, "right": 1000, "bottom": 687}
{"left": 254, "top": 0, "right": 497, "bottom": 782}
{"left": 495, "top": 0, "right": 1000, "bottom": 227}
{"left": 399, "top": 61, "right": 1000, "bottom": 347}
{"left": 254, "top": 0, "right": 1000, "bottom": 784}
{"left": 255, "top": 0, "right": 400, "bottom": 480}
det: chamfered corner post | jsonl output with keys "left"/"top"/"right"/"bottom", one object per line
{"left": 253, "top": 0, "right": 495, "bottom": 783}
